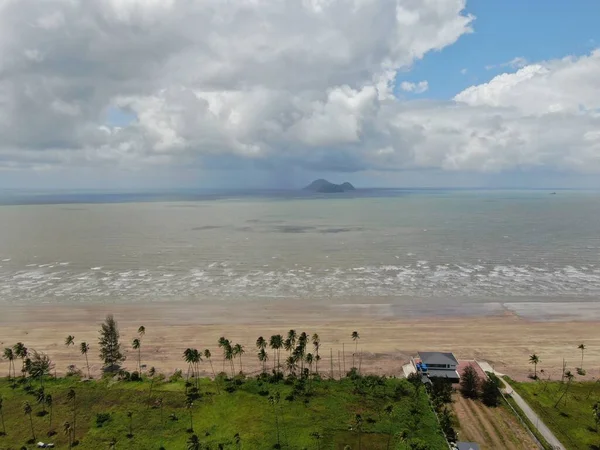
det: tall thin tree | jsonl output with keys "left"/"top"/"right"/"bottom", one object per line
{"left": 233, "top": 344, "right": 245, "bottom": 374}
{"left": 24, "top": 401, "right": 36, "bottom": 442}
{"left": 63, "top": 421, "right": 73, "bottom": 449}
{"left": 132, "top": 338, "right": 142, "bottom": 374}
{"left": 351, "top": 331, "right": 360, "bottom": 368}
{"left": 45, "top": 394, "right": 53, "bottom": 432}
{"left": 529, "top": 354, "right": 540, "bottom": 379}
{"left": 67, "top": 388, "right": 76, "bottom": 442}
{"left": 0, "top": 396, "right": 6, "bottom": 436}
{"left": 312, "top": 334, "right": 320, "bottom": 375}
{"left": 80, "top": 342, "right": 91, "bottom": 379}
{"left": 13, "top": 342, "right": 28, "bottom": 379}
{"left": 99, "top": 315, "right": 125, "bottom": 372}
{"left": 578, "top": 343, "right": 586, "bottom": 370}
{"left": 2, "top": 348, "right": 15, "bottom": 379}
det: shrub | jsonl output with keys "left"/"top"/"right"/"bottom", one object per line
{"left": 481, "top": 373, "right": 501, "bottom": 407}
{"left": 169, "top": 369, "right": 183, "bottom": 382}
{"left": 96, "top": 412, "right": 111, "bottom": 428}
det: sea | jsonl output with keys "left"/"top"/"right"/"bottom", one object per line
{"left": 1, "top": 188, "right": 600, "bottom": 320}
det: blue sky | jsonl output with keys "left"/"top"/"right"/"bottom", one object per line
{"left": 397, "top": 0, "right": 600, "bottom": 100}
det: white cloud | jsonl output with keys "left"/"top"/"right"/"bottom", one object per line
{"left": 485, "top": 56, "right": 528, "bottom": 71}
{"left": 460, "top": 68, "right": 468, "bottom": 75}
{"left": 1, "top": 0, "right": 600, "bottom": 186}
{"left": 399, "top": 81, "right": 429, "bottom": 94}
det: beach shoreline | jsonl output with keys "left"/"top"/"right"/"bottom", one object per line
{"left": 2, "top": 300, "right": 598, "bottom": 382}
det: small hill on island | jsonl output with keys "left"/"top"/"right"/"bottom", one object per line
{"left": 303, "top": 179, "right": 356, "bottom": 193}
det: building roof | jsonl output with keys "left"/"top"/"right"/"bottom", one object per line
{"left": 418, "top": 351, "right": 458, "bottom": 366}
{"left": 426, "top": 369, "right": 460, "bottom": 379}
{"left": 456, "top": 443, "right": 480, "bottom": 450}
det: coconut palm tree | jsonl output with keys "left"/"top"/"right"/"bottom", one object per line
{"left": 233, "top": 344, "right": 245, "bottom": 374}
{"left": 36, "top": 387, "right": 47, "bottom": 415}
{"left": 187, "top": 434, "right": 200, "bottom": 450}
{"left": 80, "top": 342, "right": 91, "bottom": 379}
{"left": 0, "top": 396, "right": 6, "bottom": 436}
{"left": 256, "top": 337, "right": 267, "bottom": 372}
{"left": 28, "top": 351, "right": 53, "bottom": 389}
{"left": 65, "top": 335, "right": 75, "bottom": 347}
{"left": 219, "top": 337, "right": 234, "bottom": 375}
{"left": 234, "top": 432, "right": 241, "bottom": 449}
{"left": 351, "top": 331, "right": 360, "bottom": 368}
{"left": 529, "top": 354, "right": 540, "bottom": 379}
{"left": 353, "top": 413, "right": 363, "bottom": 450}
{"left": 288, "top": 330, "right": 297, "bottom": 349}
{"left": 132, "top": 338, "right": 141, "bottom": 374}
{"left": 312, "top": 334, "right": 320, "bottom": 374}
{"left": 579, "top": 343, "right": 586, "bottom": 370}
{"left": 138, "top": 326, "right": 145, "bottom": 338}
{"left": 148, "top": 367, "right": 156, "bottom": 401}
{"left": 45, "top": 394, "right": 53, "bottom": 431}
{"left": 13, "top": 342, "right": 28, "bottom": 378}
{"left": 258, "top": 349, "right": 269, "bottom": 374}
{"left": 67, "top": 388, "right": 76, "bottom": 440}
{"left": 592, "top": 402, "right": 600, "bottom": 432}
{"left": 63, "top": 421, "right": 73, "bottom": 449}
{"left": 268, "top": 392, "right": 281, "bottom": 449}
{"left": 555, "top": 370, "right": 575, "bottom": 408}
{"left": 185, "top": 397, "right": 195, "bottom": 433}
{"left": 270, "top": 335, "right": 283, "bottom": 373}
{"left": 204, "top": 349, "right": 216, "bottom": 379}
{"left": 286, "top": 356, "right": 297, "bottom": 377}
{"left": 126, "top": 411, "right": 134, "bottom": 438}
{"left": 24, "top": 401, "right": 35, "bottom": 442}
{"left": 2, "top": 347, "right": 15, "bottom": 379}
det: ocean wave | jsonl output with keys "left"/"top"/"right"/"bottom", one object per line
{"left": 2, "top": 262, "right": 600, "bottom": 302}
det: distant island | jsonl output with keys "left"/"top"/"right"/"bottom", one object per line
{"left": 303, "top": 179, "right": 356, "bottom": 193}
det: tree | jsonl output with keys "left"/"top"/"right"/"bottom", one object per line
{"left": 99, "top": 315, "right": 125, "bottom": 371}
{"left": 126, "top": 411, "right": 134, "bottom": 438}
{"left": 256, "top": 337, "right": 267, "bottom": 372}
{"left": 529, "top": 354, "right": 540, "bottom": 379}
{"left": 132, "top": 338, "right": 142, "bottom": 374}
{"left": 592, "top": 402, "right": 600, "bottom": 432}
{"left": 65, "top": 335, "right": 75, "bottom": 347}
{"left": 554, "top": 370, "right": 575, "bottom": 408}
{"left": 28, "top": 351, "right": 53, "bottom": 388}
{"left": 579, "top": 343, "right": 586, "bottom": 370}
{"left": 219, "top": 337, "right": 235, "bottom": 377}
{"left": 63, "top": 421, "right": 73, "bottom": 449}
{"left": 286, "top": 356, "right": 297, "bottom": 377}
{"left": 67, "top": 388, "right": 77, "bottom": 441}
{"left": 287, "top": 330, "right": 297, "bottom": 350}
{"left": 460, "top": 365, "right": 480, "bottom": 399}
{"left": 268, "top": 392, "right": 281, "bottom": 449}
{"left": 185, "top": 397, "right": 195, "bottom": 433}
{"left": 234, "top": 432, "right": 241, "bottom": 449}
{"left": 36, "top": 387, "right": 47, "bottom": 415}
{"left": 45, "top": 394, "right": 53, "bottom": 431}
{"left": 138, "top": 326, "right": 145, "bottom": 338}
{"left": 187, "top": 434, "right": 200, "bottom": 450}
{"left": 2, "top": 347, "right": 15, "bottom": 379}
{"left": 0, "top": 396, "right": 6, "bottom": 436}
{"left": 204, "top": 349, "right": 216, "bottom": 379}
{"left": 270, "top": 335, "right": 283, "bottom": 373}
{"left": 481, "top": 375, "right": 501, "bottom": 407}
{"left": 233, "top": 344, "right": 245, "bottom": 374}
{"left": 312, "top": 334, "right": 320, "bottom": 375}
{"left": 24, "top": 401, "right": 36, "bottom": 442}
{"left": 258, "top": 348, "right": 268, "bottom": 374}
{"left": 351, "top": 331, "right": 360, "bottom": 368}
{"left": 353, "top": 413, "right": 363, "bottom": 450}
{"left": 13, "top": 342, "right": 28, "bottom": 378}
{"left": 148, "top": 367, "right": 156, "bottom": 401}
{"left": 80, "top": 342, "right": 91, "bottom": 379}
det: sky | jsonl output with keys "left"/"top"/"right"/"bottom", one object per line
{"left": 1, "top": 0, "right": 600, "bottom": 190}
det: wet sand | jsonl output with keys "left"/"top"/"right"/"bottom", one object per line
{"left": 1, "top": 300, "right": 598, "bottom": 381}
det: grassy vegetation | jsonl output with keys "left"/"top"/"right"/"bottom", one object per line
{"left": 511, "top": 379, "right": 600, "bottom": 450}
{"left": 501, "top": 392, "right": 553, "bottom": 450}
{"left": 0, "top": 373, "right": 448, "bottom": 449}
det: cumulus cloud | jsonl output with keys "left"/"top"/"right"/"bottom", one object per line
{"left": 1, "top": 0, "right": 600, "bottom": 185}
{"left": 485, "top": 56, "right": 528, "bottom": 71}
{"left": 399, "top": 81, "right": 429, "bottom": 93}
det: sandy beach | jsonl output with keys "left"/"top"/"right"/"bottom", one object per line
{"left": 1, "top": 300, "right": 598, "bottom": 381}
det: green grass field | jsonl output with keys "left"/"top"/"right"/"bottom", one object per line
{"left": 0, "top": 373, "right": 447, "bottom": 449}
{"left": 511, "top": 379, "right": 600, "bottom": 450}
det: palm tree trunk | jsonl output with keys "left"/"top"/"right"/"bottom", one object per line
{"left": 582, "top": 349, "right": 584, "bottom": 370}
{"left": 273, "top": 349, "right": 276, "bottom": 372}
{"left": 138, "top": 347, "right": 141, "bottom": 374}
{"left": 29, "top": 412, "right": 36, "bottom": 441}
{"left": 209, "top": 359, "right": 216, "bottom": 379}
{"left": 49, "top": 405, "right": 53, "bottom": 429}
{"left": 239, "top": 355, "right": 243, "bottom": 374}
{"left": 85, "top": 353, "right": 90, "bottom": 379}
{"left": 189, "top": 409, "right": 194, "bottom": 432}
